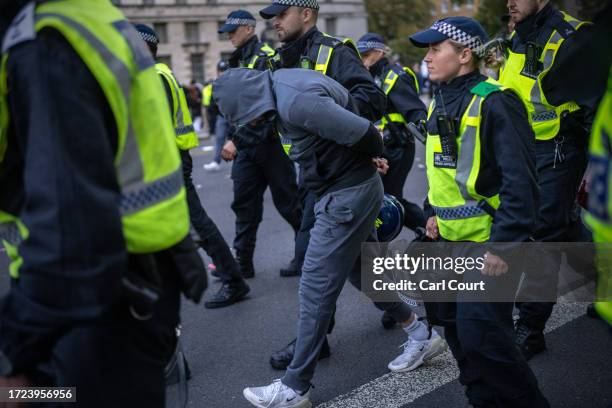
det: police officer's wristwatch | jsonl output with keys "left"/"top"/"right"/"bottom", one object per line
{"left": 0, "top": 349, "right": 13, "bottom": 376}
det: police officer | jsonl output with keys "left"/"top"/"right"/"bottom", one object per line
{"left": 587, "top": 67, "right": 612, "bottom": 325}
{"left": 411, "top": 16, "right": 549, "bottom": 407}
{"left": 217, "top": 10, "right": 302, "bottom": 280}
{"left": 258, "top": 0, "right": 390, "bottom": 368}
{"left": 498, "top": 0, "right": 597, "bottom": 360}
{"left": 261, "top": 0, "right": 387, "bottom": 278}
{"left": 134, "top": 25, "right": 248, "bottom": 309}
{"left": 356, "top": 32, "right": 428, "bottom": 234}
{"left": 541, "top": 3, "right": 612, "bottom": 324}
{"left": 0, "top": 1, "right": 206, "bottom": 406}
{"left": 204, "top": 60, "right": 230, "bottom": 172}
{"left": 202, "top": 80, "right": 216, "bottom": 137}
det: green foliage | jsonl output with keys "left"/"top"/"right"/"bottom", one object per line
{"left": 474, "top": 0, "right": 510, "bottom": 38}
{"left": 364, "top": 0, "right": 434, "bottom": 65}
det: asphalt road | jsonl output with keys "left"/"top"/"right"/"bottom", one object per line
{"left": 1, "top": 136, "right": 610, "bottom": 408}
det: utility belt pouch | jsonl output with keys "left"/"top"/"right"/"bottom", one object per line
{"left": 123, "top": 253, "right": 162, "bottom": 321}
{"left": 383, "top": 115, "right": 411, "bottom": 148}
{"left": 382, "top": 128, "right": 397, "bottom": 147}
{"left": 167, "top": 235, "right": 207, "bottom": 304}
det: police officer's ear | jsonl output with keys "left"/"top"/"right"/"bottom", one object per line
{"left": 301, "top": 7, "right": 318, "bottom": 24}
{"left": 454, "top": 43, "right": 476, "bottom": 68}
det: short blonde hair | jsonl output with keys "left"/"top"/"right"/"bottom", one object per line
{"left": 449, "top": 39, "right": 482, "bottom": 69}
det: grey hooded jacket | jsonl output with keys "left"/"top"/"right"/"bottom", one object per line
{"left": 214, "top": 68, "right": 382, "bottom": 196}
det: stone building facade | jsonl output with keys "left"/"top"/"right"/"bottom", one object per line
{"left": 115, "top": 0, "right": 368, "bottom": 84}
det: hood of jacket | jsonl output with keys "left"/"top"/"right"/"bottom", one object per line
{"left": 212, "top": 68, "right": 277, "bottom": 126}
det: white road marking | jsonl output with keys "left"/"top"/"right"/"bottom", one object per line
{"left": 318, "top": 302, "right": 587, "bottom": 408}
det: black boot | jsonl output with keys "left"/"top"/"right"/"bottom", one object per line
{"left": 269, "top": 337, "right": 331, "bottom": 370}
{"left": 280, "top": 258, "right": 301, "bottom": 277}
{"left": 515, "top": 321, "right": 546, "bottom": 361}
{"left": 204, "top": 280, "right": 250, "bottom": 309}
{"left": 236, "top": 250, "right": 255, "bottom": 279}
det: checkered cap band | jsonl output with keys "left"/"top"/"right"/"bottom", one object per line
{"left": 274, "top": 0, "right": 319, "bottom": 10}
{"left": 137, "top": 31, "right": 159, "bottom": 45}
{"left": 225, "top": 18, "right": 256, "bottom": 26}
{"left": 357, "top": 41, "right": 386, "bottom": 51}
{"left": 431, "top": 21, "right": 485, "bottom": 57}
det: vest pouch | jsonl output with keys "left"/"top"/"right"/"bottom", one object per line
{"left": 167, "top": 235, "right": 207, "bottom": 303}
{"left": 382, "top": 118, "right": 411, "bottom": 148}
{"left": 123, "top": 253, "right": 162, "bottom": 321}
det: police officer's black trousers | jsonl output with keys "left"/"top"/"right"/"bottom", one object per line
{"left": 516, "top": 135, "right": 588, "bottom": 331}
{"left": 181, "top": 151, "right": 242, "bottom": 283}
{"left": 425, "top": 252, "right": 549, "bottom": 407}
{"left": 38, "top": 250, "right": 182, "bottom": 408}
{"left": 231, "top": 139, "right": 302, "bottom": 261}
{"left": 440, "top": 304, "right": 549, "bottom": 408}
{"left": 382, "top": 143, "right": 426, "bottom": 231}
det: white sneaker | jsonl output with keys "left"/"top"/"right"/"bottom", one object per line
{"left": 243, "top": 379, "right": 311, "bottom": 408}
{"left": 388, "top": 331, "right": 447, "bottom": 372}
{"left": 203, "top": 161, "right": 220, "bottom": 171}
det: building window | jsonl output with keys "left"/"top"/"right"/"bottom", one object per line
{"left": 452, "top": 1, "right": 460, "bottom": 11}
{"left": 191, "top": 53, "right": 205, "bottom": 83}
{"left": 176, "top": 0, "right": 187, "bottom": 4}
{"left": 466, "top": 0, "right": 474, "bottom": 9}
{"left": 157, "top": 55, "right": 172, "bottom": 69}
{"left": 185, "top": 22, "right": 200, "bottom": 43}
{"left": 217, "top": 21, "right": 229, "bottom": 41}
{"left": 143, "top": 0, "right": 154, "bottom": 5}
{"left": 153, "top": 23, "right": 168, "bottom": 43}
{"left": 325, "top": 17, "right": 337, "bottom": 35}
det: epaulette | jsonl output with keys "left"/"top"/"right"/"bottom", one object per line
{"left": 317, "top": 35, "right": 342, "bottom": 48}
{"left": 390, "top": 64, "right": 406, "bottom": 76}
{"left": 470, "top": 81, "right": 502, "bottom": 98}
{"left": 2, "top": 2, "right": 36, "bottom": 54}
{"left": 548, "top": 12, "right": 577, "bottom": 40}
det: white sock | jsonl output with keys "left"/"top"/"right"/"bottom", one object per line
{"left": 403, "top": 318, "right": 429, "bottom": 341}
